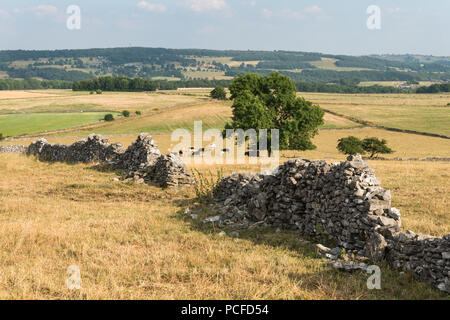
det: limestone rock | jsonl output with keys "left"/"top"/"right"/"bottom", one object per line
{"left": 0, "top": 145, "right": 27, "bottom": 154}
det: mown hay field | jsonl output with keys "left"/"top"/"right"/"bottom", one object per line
{"left": 300, "top": 92, "right": 450, "bottom": 136}
{"left": 0, "top": 90, "right": 210, "bottom": 137}
{"left": 0, "top": 90, "right": 204, "bottom": 113}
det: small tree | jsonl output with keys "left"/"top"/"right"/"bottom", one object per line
{"left": 210, "top": 86, "right": 227, "bottom": 100}
{"left": 337, "top": 136, "right": 365, "bottom": 155}
{"left": 362, "top": 137, "right": 394, "bottom": 158}
{"left": 135, "top": 111, "right": 142, "bottom": 115}
{"left": 96, "top": 89, "right": 103, "bottom": 94}
{"left": 104, "top": 114, "right": 114, "bottom": 122}
{"left": 0, "top": 133, "right": 4, "bottom": 141}
{"left": 122, "top": 110, "right": 130, "bottom": 117}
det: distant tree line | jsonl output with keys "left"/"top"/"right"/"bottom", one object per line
{"left": 295, "top": 81, "right": 408, "bottom": 94}
{"left": 0, "top": 78, "right": 72, "bottom": 90}
{"left": 72, "top": 76, "right": 232, "bottom": 92}
{"left": 416, "top": 83, "right": 450, "bottom": 93}
{"left": 2, "top": 74, "right": 447, "bottom": 95}
{"left": 73, "top": 76, "right": 158, "bottom": 91}
{"left": 226, "top": 68, "right": 449, "bottom": 82}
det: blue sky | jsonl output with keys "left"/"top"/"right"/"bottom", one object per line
{"left": 0, "top": 0, "right": 448, "bottom": 56}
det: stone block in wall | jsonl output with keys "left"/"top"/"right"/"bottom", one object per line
{"left": 27, "top": 134, "right": 125, "bottom": 164}
{"left": 0, "top": 145, "right": 28, "bottom": 154}
{"left": 144, "top": 153, "right": 194, "bottom": 188}
{"left": 119, "top": 133, "right": 161, "bottom": 173}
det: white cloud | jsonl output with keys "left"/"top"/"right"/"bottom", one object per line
{"left": 10, "top": 5, "right": 62, "bottom": 19}
{"left": 137, "top": 1, "right": 167, "bottom": 13}
{"left": 304, "top": 5, "right": 322, "bottom": 14}
{"left": 260, "top": 6, "right": 324, "bottom": 21}
{"left": 0, "top": 9, "right": 10, "bottom": 19}
{"left": 32, "top": 5, "right": 59, "bottom": 18}
{"left": 387, "top": 7, "right": 401, "bottom": 14}
{"left": 249, "top": 1, "right": 257, "bottom": 7}
{"left": 17, "top": 5, "right": 65, "bottom": 23}
{"left": 186, "top": 0, "right": 228, "bottom": 12}
{"left": 261, "top": 8, "right": 272, "bottom": 19}
{"left": 281, "top": 9, "right": 304, "bottom": 20}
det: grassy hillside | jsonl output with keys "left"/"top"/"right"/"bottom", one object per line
{"left": 1, "top": 48, "right": 449, "bottom": 83}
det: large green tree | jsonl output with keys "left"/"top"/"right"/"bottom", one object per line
{"left": 226, "top": 73, "right": 324, "bottom": 150}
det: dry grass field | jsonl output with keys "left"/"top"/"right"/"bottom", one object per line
{"left": 284, "top": 128, "right": 450, "bottom": 160}
{"left": 59, "top": 102, "right": 233, "bottom": 136}
{"left": 0, "top": 90, "right": 210, "bottom": 137}
{"left": 0, "top": 90, "right": 204, "bottom": 113}
{"left": 0, "top": 88, "right": 449, "bottom": 299}
{"left": 300, "top": 92, "right": 450, "bottom": 136}
{"left": 4, "top": 127, "right": 449, "bottom": 162}
{"left": 0, "top": 154, "right": 448, "bottom": 300}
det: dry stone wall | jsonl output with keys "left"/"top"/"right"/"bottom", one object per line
{"left": 0, "top": 145, "right": 27, "bottom": 154}
{"left": 120, "top": 133, "right": 161, "bottom": 173}
{"left": 212, "top": 155, "right": 449, "bottom": 294}
{"left": 145, "top": 153, "right": 196, "bottom": 188}
{"left": 27, "top": 134, "right": 123, "bottom": 163}
{"left": 27, "top": 133, "right": 193, "bottom": 188}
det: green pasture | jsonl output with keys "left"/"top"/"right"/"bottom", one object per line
{"left": 0, "top": 112, "right": 119, "bottom": 137}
